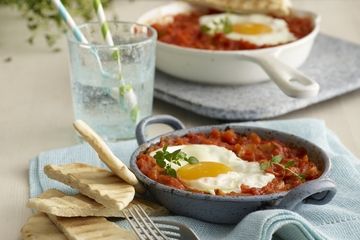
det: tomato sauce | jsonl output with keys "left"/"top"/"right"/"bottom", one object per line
{"left": 152, "top": 12, "right": 314, "bottom": 50}
{"left": 136, "top": 129, "right": 321, "bottom": 196}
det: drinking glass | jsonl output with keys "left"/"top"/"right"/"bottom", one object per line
{"left": 67, "top": 22, "right": 156, "bottom": 141}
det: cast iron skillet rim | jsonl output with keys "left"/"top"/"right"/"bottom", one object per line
{"left": 130, "top": 124, "right": 331, "bottom": 202}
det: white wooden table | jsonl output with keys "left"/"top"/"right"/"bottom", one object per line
{"left": 1, "top": 1, "right": 359, "bottom": 239}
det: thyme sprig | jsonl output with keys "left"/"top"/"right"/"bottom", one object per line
{"left": 260, "top": 155, "right": 305, "bottom": 181}
{"left": 0, "top": 0, "right": 112, "bottom": 49}
{"left": 153, "top": 145, "right": 199, "bottom": 177}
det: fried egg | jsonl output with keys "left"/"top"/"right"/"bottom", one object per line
{"left": 199, "top": 13, "right": 296, "bottom": 46}
{"left": 150, "top": 145, "right": 275, "bottom": 195}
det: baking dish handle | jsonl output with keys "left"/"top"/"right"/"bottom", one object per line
{"left": 136, "top": 115, "right": 186, "bottom": 145}
{"left": 274, "top": 178, "right": 337, "bottom": 210}
{"left": 239, "top": 54, "right": 320, "bottom": 98}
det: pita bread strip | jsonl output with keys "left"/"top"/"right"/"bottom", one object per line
{"left": 20, "top": 213, "right": 67, "bottom": 240}
{"left": 44, "top": 163, "right": 135, "bottom": 210}
{"left": 73, "top": 120, "right": 145, "bottom": 193}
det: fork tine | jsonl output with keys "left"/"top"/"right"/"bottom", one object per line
{"left": 129, "top": 208, "right": 155, "bottom": 240}
{"left": 136, "top": 205, "right": 169, "bottom": 240}
{"left": 123, "top": 209, "right": 145, "bottom": 240}
{"left": 132, "top": 205, "right": 162, "bottom": 240}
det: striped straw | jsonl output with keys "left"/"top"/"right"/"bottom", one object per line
{"left": 93, "top": 0, "right": 140, "bottom": 122}
{"left": 51, "top": 0, "right": 88, "bottom": 44}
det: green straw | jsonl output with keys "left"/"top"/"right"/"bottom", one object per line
{"left": 93, "top": 0, "right": 140, "bottom": 122}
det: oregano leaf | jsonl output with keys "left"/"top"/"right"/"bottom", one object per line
{"left": 260, "top": 162, "right": 271, "bottom": 171}
{"left": 271, "top": 155, "right": 283, "bottom": 164}
{"left": 284, "top": 161, "right": 295, "bottom": 168}
{"left": 186, "top": 156, "right": 199, "bottom": 164}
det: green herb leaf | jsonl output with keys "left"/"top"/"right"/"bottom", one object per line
{"left": 177, "top": 152, "right": 187, "bottom": 160}
{"left": 222, "top": 16, "right": 233, "bottom": 34}
{"left": 200, "top": 25, "right": 211, "bottom": 33}
{"left": 186, "top": 156, "right": 199, "bottom": 164}
{"left": 153, "top": 145, "right": 199, "bottom": 177}
{"left": 166, "top": 168, "right": 177, "bottom": 177}
{"left": 156, "top": 158, "right": 166, "bottom": 168}
{"left": 284, "top": 161, "right": 295, "bottom": 168}
{"left": 271, "top": 155, "right": 283, "bottom": 164}
{"left": 163, "top": 145, "right": 168, "bottom": 152}
{"left": 171, "top": 149, "right": 182, "bottom": 159}
{"left": 298, "top": 174, "right": 306, "bottom": 181}
{"left": 262, "top": 155, "right": 304, "bottom": 181}
{"left": 260, "top": 161, "right": 271, "bottom": 171}
{"left": 154, "top": 151, "right": 163, "bottom": 160}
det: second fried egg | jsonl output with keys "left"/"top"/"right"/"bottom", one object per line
{"left": 200, "top": 13, "right": 296, "bottom": 46}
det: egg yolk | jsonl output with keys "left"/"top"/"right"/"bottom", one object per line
{"left": 232, "top": 23, "right": 272, "bottom": 35}
{"left": 177, "top": 162, "right": 232, "bottom": 180}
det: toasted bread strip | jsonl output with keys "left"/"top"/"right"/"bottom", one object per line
{"left": 21, "top": 213, "right": 67, "bottom": 240}
{"left": 48, "top": 214, "right": 136, "bottom": 240}
{"left": 28, "top": 189, "right": 168, "bottom": 217}
{"left": 73, "top": 120, "right": 145, "bottom": 193}
{"left": 184, "top": 0, "right": 291, "bottom": 16}
{"left": 44, "top": 163, "right": 135, "bottom": 210}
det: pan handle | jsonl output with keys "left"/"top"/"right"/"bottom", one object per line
{"left": 136, "top": 115, "right": 186, "bottom": 145}
{"left": 273, "top": 178, "right": 337, "bottom": 210}
{"left": 239, "top": 54, "right": 320, "bottom": 98}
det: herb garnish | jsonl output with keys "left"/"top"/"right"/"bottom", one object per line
{"left": 260, "top": 155, "right": 305, "bottom": 181}
{"left": 200, "top": 15, "right": 233, "bottom": 34}
{"left": 153, "top": 146, "right": 199, "bottom": 177}
{"left": 220, "top": 16, "right": 233, "bottom": 34}
{"left": 200, "top": 25, "right": 211, "bottom": 34}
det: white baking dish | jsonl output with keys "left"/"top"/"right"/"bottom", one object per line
{"left": 138, "top": 2, "right": 321, "bottom": 98}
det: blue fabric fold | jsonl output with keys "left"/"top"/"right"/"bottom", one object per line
{"left": 29, "top": 119, "right": 360, "bottom": 240}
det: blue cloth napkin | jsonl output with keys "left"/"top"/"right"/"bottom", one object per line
{"left": 29, "top": 119, "right": 360, "bottom": 240}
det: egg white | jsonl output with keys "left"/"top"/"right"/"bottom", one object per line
{"left": 150, "top": 144, "right": 275, "bottom": 195}
{"left": 199, "top": 13, "right": 296, "bottom": 46}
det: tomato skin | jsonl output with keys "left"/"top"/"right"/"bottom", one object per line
{"left": 158, "top": 175, "right": 186, "bottom": 190}
{"left": 221, "top": 129, "right": 237, "bottom": 145}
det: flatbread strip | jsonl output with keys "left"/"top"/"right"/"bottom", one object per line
{"left": 48, "top": 214, "right": 136, "bottom": 240}
{"left": 28, "top": 189, "right": 168, "bottom": 217}
{"left": 44, "top": 163, "right": 135, "bottom": 210}
{"left": 73, "top": 120, "right": 145, "bottom": 193}
{"left": 21, "top": 213, "right": 67, "bottom": 240}
{"left": 184, "top": 0, "right": 291, "bottom": 16}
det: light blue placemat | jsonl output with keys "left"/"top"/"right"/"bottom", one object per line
{"left": 29, "top": 119, "right": 360, "bottom": 240}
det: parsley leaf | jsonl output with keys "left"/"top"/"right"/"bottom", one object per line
{"left": 153, "top": 145, "right": 199, "bottom": 177}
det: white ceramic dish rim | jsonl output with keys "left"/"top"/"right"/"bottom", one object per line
{"left": 139, "top": 3, "right": 321, "bottom": 55}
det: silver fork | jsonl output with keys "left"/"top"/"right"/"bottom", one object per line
{"left": 123, "top": 205, "right": 199, "bottom": 240}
